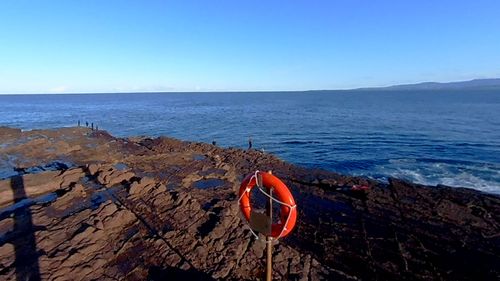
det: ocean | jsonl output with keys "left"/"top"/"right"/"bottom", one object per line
{"left": 1, "top": 90, "right": 499, "bottom": 193}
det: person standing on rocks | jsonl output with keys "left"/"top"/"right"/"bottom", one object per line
{"left": 78, "top": 120, "right": 80, "bottom": 127}
{"left": 248, "top": 137, "right": 253, "bottom": 150}
{"left": 91, "top": 123, "right": 94, "bottom": 130}
{"left": 86, "top": 121, "right": 88, "bottom": 127}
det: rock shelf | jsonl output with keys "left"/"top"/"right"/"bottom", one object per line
{"left": 0, "top": 127, "right": 498, "bottom": 280}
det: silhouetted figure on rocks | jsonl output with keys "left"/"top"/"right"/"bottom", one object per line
{"left": 86, "top": 121, "right": 88, "bottom": 127}
{"left": 78, "top": 120, "right": 80, "bottom": 127}
{"left": 91, "top": 123, "right": 94, "bottom": 130}
{"left": 212, "top": 141, "right": 216, "bottom": 146}
{"left": 248, "top": 137, "right": 252, "bottom": 150}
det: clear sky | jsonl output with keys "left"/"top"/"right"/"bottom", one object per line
{"left": 1, "top": 0, "right": 499, "bottom": 93}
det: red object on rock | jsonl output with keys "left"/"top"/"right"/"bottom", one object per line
{"left": 352, "top": 185, "right": 370, "bottom": 191}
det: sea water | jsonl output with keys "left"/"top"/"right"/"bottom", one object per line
{"left": 1, "top": 90, "right": 499, "bottom": 193}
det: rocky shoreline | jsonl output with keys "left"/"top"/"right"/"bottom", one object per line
{"left": 0, "top": 127, "right": 499, "bottom": 280}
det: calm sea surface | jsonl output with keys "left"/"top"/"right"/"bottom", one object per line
{"left": 1, "top": 90, "right": 499, "bottom": 193}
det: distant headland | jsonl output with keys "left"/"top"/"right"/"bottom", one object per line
{"left": 352, "top": 78, "right": 500, "bottom": 91}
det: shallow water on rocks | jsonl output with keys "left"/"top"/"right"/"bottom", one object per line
{"left": 0, "top": 192, "right": 58, "bottom": 220}
{"left": 192, "top": 178, "right": 228, "bottom": 189}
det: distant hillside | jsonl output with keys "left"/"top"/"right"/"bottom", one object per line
{"left": 359, "top": 78, "right": 500, "bottom": 91}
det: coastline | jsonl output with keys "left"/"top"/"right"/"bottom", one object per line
{"left": 2, "top": 90, "right": 498, "bottom": 193}
{"left": 0, "top": 126, "right": 499, "bottom": 280}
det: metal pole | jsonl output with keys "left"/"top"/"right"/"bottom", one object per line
{"left": 266, "top": 171, "right": 273, "bottom": 281}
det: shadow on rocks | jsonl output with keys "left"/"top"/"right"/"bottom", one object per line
{"left": 10, "top": 172, "right": 41, "bottom": 281}
{"left": 147, "top": 266, "right": 215, "bottom": 281}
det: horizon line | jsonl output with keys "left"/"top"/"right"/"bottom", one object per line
{"left": 0, "top": 77, "right": 498, "bottom": 95}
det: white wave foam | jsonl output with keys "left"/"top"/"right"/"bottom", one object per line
{"left": 369, "top": 160, "right": 500, "bottom": 194}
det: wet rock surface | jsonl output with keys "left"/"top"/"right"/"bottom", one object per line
{"left": 0, "top": 127, "right": 499, "bottom": 280}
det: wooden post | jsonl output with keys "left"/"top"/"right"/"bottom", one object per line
{"left": 266, "top": 171, "right": 273, "bottom": 281}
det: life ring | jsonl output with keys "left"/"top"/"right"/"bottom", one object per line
{"left": 238, "top": 171, "right": 297, "bottom": 238}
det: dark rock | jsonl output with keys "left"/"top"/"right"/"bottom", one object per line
{"left": 0, "top": 127, "right": 498, "bottom": 280}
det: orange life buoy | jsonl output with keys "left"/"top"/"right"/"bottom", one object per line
{"left": 238, "top": 171, "right": 297, "bottom": 238}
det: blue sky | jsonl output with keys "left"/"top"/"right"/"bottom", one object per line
{"left": 1, "top": 0, "right": 499, "bottom": 93}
